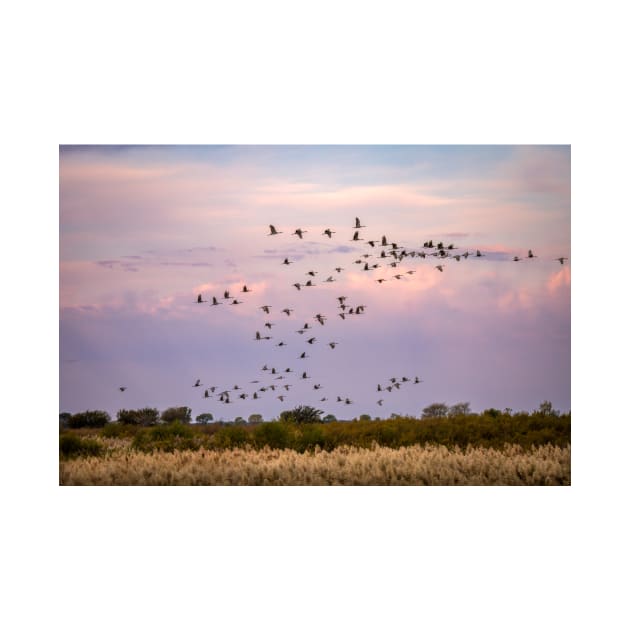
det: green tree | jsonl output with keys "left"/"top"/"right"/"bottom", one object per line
{"left": 448, "top": 402, "right": 471, "bottom": 417}
{"left": 196, "top": 413, "right": 214, "bottom": 424}
{"left": 279, "top": 405, "right": 323, "bottom": 424}
{"left": 359, "top": 414, "right": 372, "bottom": 421}
{"left": 421, "top": 403, "right": 448, "bottom": 419}
{"left": 483, "top": 408, "right": 501, "bottom": 418}
{"left": 248, "top": 413, "right": 263, "bottom": 424}
{"left": 68, "top": 410, "right": 111, "bottom": 428}
{"left": 537, "top": 401, "right": 558, "bottom": 416}
{"left": 322, "top": 414, "right": 337, "bottom": 423}
{"left": 234, "top": 416, "right": 246, "bottom": 425}
{"left": 117, "top": 408, "right": 159, "bottom": 426}
{"left": 161, "top": 406, "right": 192, "bottom": 424}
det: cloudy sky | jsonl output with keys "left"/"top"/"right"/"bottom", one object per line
{"left": 59, "top": 145, "right": 570, "bottom": 421}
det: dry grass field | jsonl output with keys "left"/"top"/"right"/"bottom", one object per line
{"left": 59, "top": 441, "right": 570, "bottom": 485}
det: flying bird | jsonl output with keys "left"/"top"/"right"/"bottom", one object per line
{"left": 119, "top": 387, "right": 127, "bottom": 392}
{"left": 193, "top": 379, "right": 201, "bottom": 387}
{"left": 328, "top": 342, "right": 339, "bottom": 349}
{"left": 282, "top": 258, "right": 293, "bottom": 265}
{"left": 211, "top": 296, "right": 222, "bottom": 305}
{"left": 242, "top": 285, "right": 251, "bottom": 293}
{"left": 260, "top": 305, "right": 272, "bottom": 314}
{"left": 282, "top": 308, "right": 293, "bottom": 316}
{"left": 354, "top": 217, "right": 366, "bottom": 228}
{"left": 293, "top": 228, "right": 307, "bottom": 239}
{"left": 196, "top": 294, "right": 206, "bottom": 303}
{"left": 351, "top": 231, "right": 363, "bottom": 242}
{"left": 268, "top": 224, "right": 282, "bottom": 236}
{"left": 556, "top": 257, "right": 568, "bottom": 265}
{"left": 323, "top": 228, "right": 336, "bottom": 238}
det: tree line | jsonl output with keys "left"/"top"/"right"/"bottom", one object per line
{"left": 59, "top": 401, "right": 564, "bottom": 429}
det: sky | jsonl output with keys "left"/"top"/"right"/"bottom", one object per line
{"left": 59, "top": 145, "right": 570, "bottom": 421}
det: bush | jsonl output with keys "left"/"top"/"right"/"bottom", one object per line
{"left": 59, "top": 412, "right": 71, "bottom": 429}
{"left": 279, "top": 405, "right": 323, "bottom": 424}
{"left": 132, "top": 421, "right": 199, "bottom": 452}
{"left": 60, "top": 433, "right": 105, "bottom": 459}
{"left": 213, "top": 425, "right": 251, "bottom": 448}
{"left": 101, "top": 422, "right": 141, "bottom": 438}
{"left": 161, "top": 406, "right": 192, "bottom": 424}
{"left": 68, "top": 410, "right": 111, "bottom": 429}
{"left": 254, "top": 422, "right": 294, "bottom": 449}
{"left": 117, "top": 408, "right": 159, "bottom": 426}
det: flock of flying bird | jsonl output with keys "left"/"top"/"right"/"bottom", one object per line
{"left": 118, "top": 216, "right": 568, "bottom": 418}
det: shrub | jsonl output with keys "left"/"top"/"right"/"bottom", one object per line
{"left": 248, "top": 414, "right": 264, "bottom": 424}
{"left": 132, "top": 421, "right": 199, "bottom": 452}
{"left": 213, "top": 425, "right": 251, "bottom": 448}
{"left": 294, "top": 424, "right": 327, "bottom": 451}
{"left": 60, "top": 433, "right": 105, "bottom": 459}
{"left": 279, "top": 405, "right": 323, "bottom": 424}
{"left": 161, "top": 406, "right": 192, "bottom": 424}
{"left": 59, "top": 412, "right": 71, "bottom": 429}
{"left": 254, "top": 421, "right": 294, "bottom": 449}
{"left": 117, "top": 408, "right": 159, "bottom": 426}
{"left": 101, "top": 422, "right": 141, "bottom": 438}
{"left": 68, "top": 410, "right": 111, "bottom": 429}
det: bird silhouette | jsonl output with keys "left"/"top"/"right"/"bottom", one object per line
{"left": 323, "top": 228, "right": 336, "bottom": 238}
{"left": 354, "top": 217, "right": 366, "bottom": 228}
{"left": 351, "top": 231, "right": 363, "bottom": 242}
{"left": 282, "top": 258, "right": 293, "bottom": 265}
{"left": 260, "top": 305, "right": 271, "bottom": 314}
{"left": 528, "top": 249, "right": 537, "bottom": 258}
{"left": 268, "top": 224, "right": 282, "bottom": 236}
{"left": 119, "top": 386, "right": 127, "bottom": 392}
{"left": 193, "top": 379, "right": 201, "bottom": 387}
{"left": 196, "top": 294, "right": 206, "bottom": 303}
{"left": 282, "top": 308, "right": 293, "bottom": 316}
{"left": 556, "top": 257, "right": 568, "bottom": 265}
{"left": 293, "top": 228, "right": 307, "bottom": 239}
{"left": 211, "top": 296, "right": 222, "bottom": 305}
{"left": 242, "top": 285, "right": 251, "bottom": 293}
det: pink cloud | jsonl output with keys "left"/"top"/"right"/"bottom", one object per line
{"left": 547, "top": 267, "right": 571, "bottom": 294}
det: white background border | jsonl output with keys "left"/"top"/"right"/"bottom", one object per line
{"left": 3, "top": 1, "right": 628, "bottom": 629}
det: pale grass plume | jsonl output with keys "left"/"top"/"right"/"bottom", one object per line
{"left": 60, "top": 443, "right": 570, "bottom": 486}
